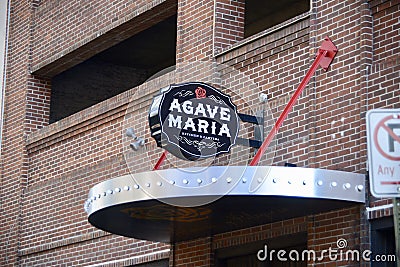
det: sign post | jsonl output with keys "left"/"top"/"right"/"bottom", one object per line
{"left": 393, "top": 198, "right": 400, "bottom": 267}
{"left": 367, "top": 109, "right": 400, "bottom": 266}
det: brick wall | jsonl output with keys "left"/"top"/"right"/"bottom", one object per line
{"left": 173, "top": 238, "right": 213, "bottom": 266}
{"left": 31, "top": 0, "right": 160, "bottom": 69}
{"left": 174, "top": 208, "right": 364, "bottom": 266}
{"left": 26, "top": 76, "right": 51, "bottom": 132}
{"left": 308, "top": 206, "right": 364, "bottom": 266}
{"left": 31, "top": 0, "right": 177, "bottom": 77}
{"left": 307, "top": 0, "right": 369, "bottom": 173}
{"left": 19, "top": 233, "right": 170, "bottom": 266}
{"left": 213, "top": 217, "right": 308, "bottom": 250}
{"left": 171, "top": 0, "right": 398, "bottom": 265}
{"left": 367, "top": 0, "right": 400, "bottom": 111}
{"left": 20, "top": 75, "right": 175, "bottom": 266}
{"left": 0, "top": 0, "right": 32, "bottom": 265}
{"left": 176, "top": 0, "right": 214, "bottom": 62}
{"left": 1, "top": 1, "right": 176, "bottom": 265}
{"left": 216, "top": 19, "right": 311, "bottom": 167}
{"left": 214, "top": 0, "right": 245, "bottom": 54}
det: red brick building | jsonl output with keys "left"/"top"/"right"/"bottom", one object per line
{"left": 0, "top": 0, "right": 399, "bottom": 266}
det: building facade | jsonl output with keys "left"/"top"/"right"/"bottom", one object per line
{"left": 0, "top": 0, "right": 399, "bottom": 266}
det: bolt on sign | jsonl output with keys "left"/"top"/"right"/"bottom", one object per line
{"left": 149, "top": 82, "right": 239, "bottom": 161}
{"left": 366, "top": 109, "right": 400, "bottom": 197}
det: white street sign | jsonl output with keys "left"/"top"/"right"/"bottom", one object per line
{"left": 366, "top": 109, "right": 400, "bottom": 198}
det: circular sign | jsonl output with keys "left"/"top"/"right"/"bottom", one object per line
{"left": 373, "top": 114, "right": 400, "bottom": 161}
{"left": 149, "top": 82, "right": 239, "bottom": 161}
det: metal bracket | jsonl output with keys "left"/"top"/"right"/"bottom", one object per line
{"left": 236, "top": 138, "right": 262, "bottom": 148}
{"left": 237, "top": 112, "right": 264, "bottom": 149}
{"left": 319, "top": 36, "right": 338, "bottom": 71}
{"left": 238, "top": 113, "right": 263, "bottom": 124}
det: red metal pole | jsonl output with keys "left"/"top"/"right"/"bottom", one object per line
{"left": 249, "top": 49, "right": 328, "bottom": 166}
{"left": 153, "top": 151, "right": 168, "bottom": 170}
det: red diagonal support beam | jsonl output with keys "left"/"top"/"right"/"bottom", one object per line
{"left": 153, "top": 151, "right": 168, "bottom": 170}
{"left": 250, "top": 36, "right": 337, "bottom": 166}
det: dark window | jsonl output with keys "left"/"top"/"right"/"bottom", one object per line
{"left": 49, "top": 15, "right": 177, "bottom": 123}
{"left": 371, "top": 217, "right": 396, "bottom": 267}
{"left": 244, "top": 0, "right": 309, "bottom": 38}
{"left": 216, "top": 232, "right": 307, "bottom": 267}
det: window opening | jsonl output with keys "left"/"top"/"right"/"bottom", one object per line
{"left": 244, "top": 0, "right": 309, "bottom": 38}
{"left": 49, "top": 15, "right": 177, "bottom": 123}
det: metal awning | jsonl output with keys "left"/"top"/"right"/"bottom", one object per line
{"left": 85, "top": 166, "right": 365, "bottom": 243}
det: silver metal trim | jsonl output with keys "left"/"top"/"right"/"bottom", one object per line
{"left": 85, "top": 166, "right": 365, "bottom": 215}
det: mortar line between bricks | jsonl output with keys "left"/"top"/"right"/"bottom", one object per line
{"left": 26, "top": 105, "right": 126, "bottom": 153}
{"left": 86, "top": 249, "right": 171, "bottom": 267}
{"left": 18, "top": 230, "right": 111, "bottom": 256}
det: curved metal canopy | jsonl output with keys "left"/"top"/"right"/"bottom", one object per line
{"left": 85, "top": 166, "right": 365, "bottom": 243}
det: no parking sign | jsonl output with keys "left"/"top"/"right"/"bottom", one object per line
{"left": 367, "top": 109, "right": 400, "bottom": 197}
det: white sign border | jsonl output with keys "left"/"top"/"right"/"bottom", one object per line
{"left": 366, "top": 109, "right": 400, "bottom": 198}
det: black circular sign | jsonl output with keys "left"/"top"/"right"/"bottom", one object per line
{"left": 149, "top": 82, "right": 239, "bottom": 160}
